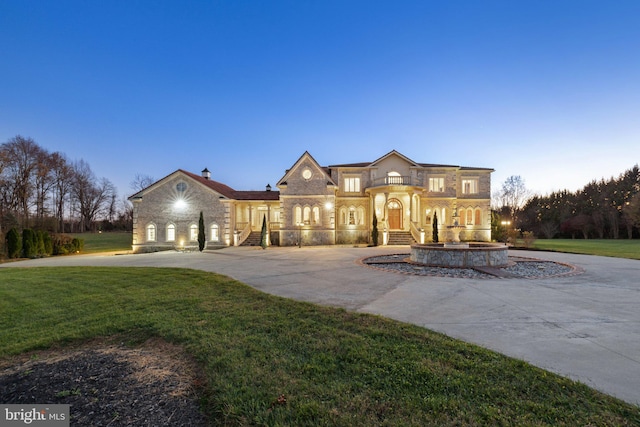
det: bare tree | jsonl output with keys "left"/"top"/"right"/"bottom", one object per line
{"left": 499, "top": 175, "right": 531, "bottom": 222}
{"left": 0, "top": 136, "right": 44, "bottom": 227}
{"left": 33, "top": 147, "right": 56, "bottom": 228}
{"left": 71, "top": 160, "right": 116, "bottom": 231}
{"left": 130, "top": 173, "right": 155, "bottom": 193}
{"left": 50, "top": 152, "right": 74, "bottom": 233}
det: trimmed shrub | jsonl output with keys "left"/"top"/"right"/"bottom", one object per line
{"left": 52, "top": 234, "right": 82, "bottom": 255}
{"left": 71, "top": 238, "right": 84, "bottom": 253}
{"left": 6, "top": 228, "right": 22, "bottom": 258}
{"left": 43, "top": 232, "right": 53, "bottom": 255}
{"left": 36, "top": 230, "right": 46, "bottom": 256}
{"left": 22, "top": 229, "right": 37, "bottom": 258}
{"left": 371, "top": 212, "right": 379, "bottom": 246}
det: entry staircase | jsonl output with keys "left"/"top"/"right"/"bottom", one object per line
{"left": 240, "top": 231, "right": 263, "bottom": 246}
{"left": 387, "top": 231, "right": 415, "bottom": 245}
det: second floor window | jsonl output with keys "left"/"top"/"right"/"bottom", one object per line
{"left": 462, "top": 179, "right": 478, "bottom": 194}
{"left": 344, "top": 177, "right": 360, "bottom": 193}
{"left": 429, "top": 177, "right": 444, "bottom": 192}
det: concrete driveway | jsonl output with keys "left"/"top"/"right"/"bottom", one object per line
{"left": 2, "top": 246, "right": 639, "bottom": 406}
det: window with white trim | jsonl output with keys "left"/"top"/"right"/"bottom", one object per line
{"left": 303, "top": 206, "right": 311, "bottom": 225}
{"left": 189, "top": 224, "right": 198, "bottom": 241}
{"left": 462, "top": 178, "right": 478, "bottom": 194}
{"left": 166, "top": 223, "right": 175, "bottom": 241}
{"left": 210, "top": 224, "right": 219, "bottom": 242}
{"left": 294, "top": 206, "right": 302, "bottom": 225}
{"left": 344, "top": 177, "right": 361, "bottom": 193}
{"left": 429, "top": 177, "right": 445, "bottom": 192}
{"left": 146, "top": 224, "right": 156, "bottom": 242}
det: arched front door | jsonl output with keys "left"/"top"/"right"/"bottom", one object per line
{"left": 387, "top": 199, "right": 402, "bottom": 230}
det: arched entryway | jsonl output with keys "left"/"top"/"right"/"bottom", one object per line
{"left": 387, "top": 199, "right": 403, "bottom": 230}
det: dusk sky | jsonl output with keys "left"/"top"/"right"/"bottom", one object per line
{"left": 2, "top": 1, "right": 639, "bottom": 202}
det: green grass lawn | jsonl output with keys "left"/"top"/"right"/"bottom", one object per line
{"left": 1, "top": 267, "right": 638, "bottom": 426}
{"left": 527, "top": 239, "right": 640, "bottom": 260}
{"left": 69, "top": 232, "right": 132, "bottom": 253}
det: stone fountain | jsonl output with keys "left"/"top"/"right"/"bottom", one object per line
{"left": 409, "top": 207, "right": 508, "bottom": 268}
{"left": 444, "top": 207, "right": 468, "bottom": 248}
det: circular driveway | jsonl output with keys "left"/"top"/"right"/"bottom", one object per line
{"left": 2, "top": 246, "right": 639, "bottom": 406}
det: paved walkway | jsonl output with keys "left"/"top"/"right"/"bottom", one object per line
{"left": 2, "top": 246, "right": 639, "bottom": 406}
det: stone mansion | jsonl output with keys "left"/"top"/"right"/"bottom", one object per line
{"left": 128, "top": 150, "right": 493, "bottom": 252}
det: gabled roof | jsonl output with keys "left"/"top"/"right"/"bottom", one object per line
{"left": 370, "top": 150, "right": 421, "bottom": 167}
{"left": 276, "top": 151, "right": 337, "bottom": 187}
{"left": 128, "top": 169, "right": 279, "bottom": 201}
{"left": 180, "top": 170, "right": 237, "bottom": 198}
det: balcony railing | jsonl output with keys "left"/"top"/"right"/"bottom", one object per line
{"left": 371, "top": 175, "right": 417, "bottom": 187}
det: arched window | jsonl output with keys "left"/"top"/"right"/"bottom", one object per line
{"left": 166, "top": 223, "right": 175, "bottom": 242}
{"left": 475, "top": 209, "right": 482, "bottom": 226}
{"left": 294, "top": 206, "right": 302, "bottom": 225}
{"left": 442, "top": 208, "right": 446, "bottom": 226}
{"left": 303, "top": 206, "right": 311, "bottom": 224}
{"left": 210, "top": 224, "right": 219, "bottom": 242}
{"left": 339, "top": 207, "right": 347, "bottom": 225}
{"left": 189, "top": 224, "right": 198, "bottom": 241}
{"left": 312, "top": 206, "right": 320, "bottom": 225}
{"left": 467, "top": 208, "right": 473, "bottom": 225}
{"left": 357, "top": 207, "right": 365, "bottom": 225}
{"left": 460, "top": 209, "right": 466, "bottom": 225}
{"left": 146, "top": 223, "right": 156, "bottom": 242}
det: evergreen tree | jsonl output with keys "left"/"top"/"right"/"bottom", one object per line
{"left": 36, "top": 230, "right": 46, "bottom": 256}
{"left": 22, "top": 228, "right": 36, "bottom": 258}
{"left": 260, "top": 215, "right": 268, "bottom": 249}
{"left": 371, "top": 212, "right": 379, "bottom": 246}
{"left": 198, "top": 211, "right": 206, "bottom": 252}
{"left": 43, "top": 231, "right": 53, "bottom": 255}
{"left": 432, "top": 212, "right": 439, "bottom": 243}
{"left": 6, "top": 227, "right": 21, "bottom": 258}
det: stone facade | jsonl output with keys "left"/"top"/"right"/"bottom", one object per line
{"left": 128, "top": 150, "right": 493, "bottom": 251}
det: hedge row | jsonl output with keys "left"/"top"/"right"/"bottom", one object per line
{"left": 4, "top": 228, "right": 84, "bottom": 259}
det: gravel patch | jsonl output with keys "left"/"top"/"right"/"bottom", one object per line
{"left": 0, "top": 339, "right": 207, "bottom": 426}
{"left": 362, "top": 254, "right": 577, "bottom": 279}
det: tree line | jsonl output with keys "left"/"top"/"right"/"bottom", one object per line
{"left": 496, "top": 165, "right": 640, "bottom": 239}
{"left": 0, "top": 135, "right": 131, "bottom": 237}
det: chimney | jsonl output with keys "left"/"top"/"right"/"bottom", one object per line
{"left": 201, "top": 168, "right": 211, "bottom": 180}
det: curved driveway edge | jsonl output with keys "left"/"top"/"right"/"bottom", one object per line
{"left": 2, "top": 246, "right": 639, "bottom": 406}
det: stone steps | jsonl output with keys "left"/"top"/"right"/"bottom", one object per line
{"left": 387, "top": 231, "right": 414, "bottom": 245}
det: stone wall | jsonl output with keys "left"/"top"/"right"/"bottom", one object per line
{"left": 410, "top": 243, "right": 508, "bottom": 267}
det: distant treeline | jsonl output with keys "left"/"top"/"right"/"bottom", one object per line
{"left": 0, "top": 135, "right": 132, "bottom": 236}
{"left": 516, "top": 165, "right": 640, "bottom": 239}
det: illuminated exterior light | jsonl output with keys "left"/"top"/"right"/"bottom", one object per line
{"left": 325, "top": 202, "right": 333, "bottom": 210}
{"left": 174, "top": 199, "right": 187, "bottom": 210}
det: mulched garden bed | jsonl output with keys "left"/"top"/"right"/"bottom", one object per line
{"left": 0, "top": 338, "right": 208, "bottom": 426}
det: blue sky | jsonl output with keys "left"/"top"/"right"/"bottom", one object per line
{"left": 2, "top": 1, "right": 639, "bottom": 200}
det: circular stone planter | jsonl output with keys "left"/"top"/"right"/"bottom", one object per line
{"left": 409, "top": 242, "right": 509, "bottom": 268}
